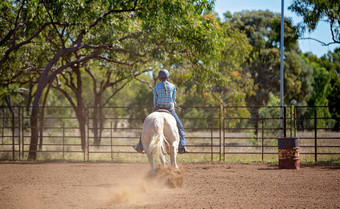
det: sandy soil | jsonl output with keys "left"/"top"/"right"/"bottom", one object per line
{"left": 0, "top": 162, "right": 339, "bottom": 209}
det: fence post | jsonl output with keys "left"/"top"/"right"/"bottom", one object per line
{"left": 290, "top": 106, "right": 293, "bottom": 137}
{"left": 284, "top": 106, "right": 287, "bottom": 137}
{"left": 294, "top": 106, "right": 297, "bottom": 137}
{"left": 21, "top": 107, "right": 24, "bottom": 159}
{"left": 84, "top": 107, "right": 87, "bottom": 162}
{"left": 18, "top": 107, "right": 21, "bottom": 160}
{"left": 221, "top": 105, "right": 225, "bottom": 162}
{"left": 210, "top": 121, "right": 213, "bottom": 162}
{"left": 111, "top": 122, "right": 113, "bottom": 161}
{"left": 87, "top": 108, "right": 90, "bottom": 162}
{"left": 261, "top": 118, "right": 264, "bottom": 162}
{"left": 1, "top": 108, "right": 4, "bottom": 145}
{"left": 11, "top": 108, "right": 15, "bottom": 160}
{"left": 219, "top": 105, "right": 223, "bottom": 162}
{"left": 63, "top": 122, "right": 65, "bottom": 160}
{"left": 314, "top": 109, "right": 317, "bottom": 162}
{"left": 22, "top": 106, "right": 25, "bottom": 159}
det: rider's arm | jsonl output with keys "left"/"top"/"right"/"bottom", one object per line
{"left": 172, "top": 85, "right": 176, "bottom": 103}
{"left": 153, "top": 87, "right": 158, "bottom": 108}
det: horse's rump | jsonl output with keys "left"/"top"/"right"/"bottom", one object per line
{"left": 148, "top": 114, "right": 168, "bottom": 160}
{"left": 141, "top": 111, "right": 179, "bottom": 174}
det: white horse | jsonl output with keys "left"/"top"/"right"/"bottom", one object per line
{"left": 141, "top": 110, "right": 180, "bottom": 175}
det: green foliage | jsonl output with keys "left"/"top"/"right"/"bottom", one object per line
{"left": 284, "top": 51, "right": 313, "bottom": 106}
{"left": 1, "top": 0, "right": 232, "bottom": 107}
{"left": 259, "top": 93, "right": 281, "bottom": 131}
{"left": 124, "top": 74, "right": 154, "bottom": 128}
{"left": 306, "top": 59, "right": 331, "bottom": 107}
{"left": 1, "top": 0, "right": 339, "bottom": 134}
{"left": 301, "top": 53, "right": 334, "bottom": 129}
{"left": 170, "top": 13, "right": 253, "bottom": 108}
{"left": 289, "top": 0, "right": 340, "bottom": 44}
{"left": 301, "top": 49, "right": 340, "bottom": 130}
{"left": 227, "top": 10, "right": 306, "bottom": 109}
{"left": 322, "top": 48, "right": 340, "bottom": 129}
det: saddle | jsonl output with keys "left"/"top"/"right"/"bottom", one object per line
{"left": 154, "top": 109, "right": 172, "bottom": 114}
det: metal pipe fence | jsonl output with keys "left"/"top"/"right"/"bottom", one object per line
{"left": 0, "top": 105, "right": 339, "bottom": 162}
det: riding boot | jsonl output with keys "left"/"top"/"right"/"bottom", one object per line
{"left": 178, "top": 143, "right": 189, "bottom": 154}
{"left": 133, "top": 138, "right": 144, "bottom": 153}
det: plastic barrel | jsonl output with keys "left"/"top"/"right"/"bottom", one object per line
{"left": 278, "top": 137, "right": 300, "bottom": 169}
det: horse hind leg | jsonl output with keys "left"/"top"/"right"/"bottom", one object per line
{"left": 170, "top": 144, "right": 179, "bottom": 170}
{"left": 158, "top": 143, "right": 169, "bottom": 166}
{"left": 159, "top": 154, "right": 166, "bottom": 166}
{"left": 146, "top": 149, "right": 156, "bottom": 175}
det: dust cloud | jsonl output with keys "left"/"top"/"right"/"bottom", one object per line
{"left": 109, "top": 165, "right": 185, "bottom": 206}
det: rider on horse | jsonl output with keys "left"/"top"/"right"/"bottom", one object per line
{"left": 133, "top": 69, "right": 189, "bottom": 154}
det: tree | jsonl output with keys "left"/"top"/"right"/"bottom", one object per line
{"left": 283, "top": 51, "right": 313, "bottom": 106}
{"left": 0, "top": 0, "right": 56, "bottom": 66}
{"left": 170, "top": 13, "right": 253, "bottom": 106}
{"left": 1, "top": 0, "right": 233, "bottom": 160}
{"left": 226, "top": 10, "right": 316, "bottom": 107}
{"left": 323, "top": 48, "right": 340, "bottom": 129}
{"left": 225, "top": 10, "right": 314, "bottom": 138}
{"left": 289, "top": 0, "right": 340, "bottom": 46}
{"left": 304, "top": 48, "right": 340, "bottom": 130}
{"left": 50, "top": 65, "right": 88, "bottom": 150}
{"left": 85, "top": 62, "right": 150, "bottom": 146}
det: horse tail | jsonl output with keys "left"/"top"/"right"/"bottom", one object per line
{"left": 148, "top": 116, "right": 168, "bottom": 163}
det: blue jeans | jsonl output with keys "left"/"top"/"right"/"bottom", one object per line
{"left": 154, "top": 106, "right": 186, "bottom": 148}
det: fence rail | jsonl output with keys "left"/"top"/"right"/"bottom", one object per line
{"left": 0, "top": 105, "right": 339, "bottom": 162}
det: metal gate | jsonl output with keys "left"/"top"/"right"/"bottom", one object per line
{"left": 1, "top": 105, "right": 339, "bottom": 162}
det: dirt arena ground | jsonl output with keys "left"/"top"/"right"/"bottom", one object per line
{"left": 0, "top": 162, "right": 339, "bottom": 209}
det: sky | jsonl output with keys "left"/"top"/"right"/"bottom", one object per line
{"left": 214, "top": 0, "right": 337, "bottom": 57}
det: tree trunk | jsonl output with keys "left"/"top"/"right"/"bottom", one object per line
{"left": 29, "top": 77, "right": 47, "bottom": 160}
{"left": 28, "top": 107, "right": 39, "bottom": 160}
{"left": 26, "top": 82, "right": 34, "bottom": 116}
{"left": 39, "top": 84, "right": 51, "bottom": 150}
{"left": 74, "top": 68, "right": 86, "bottom": 151}
{"left": 75, "top": 108, "right": 86, "bottom": 151}
{"left": 28, "top": 46, "right": 99, "bottom": 160}
{"left": 250, "top": 108, "right": 260, "bottom": 142}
